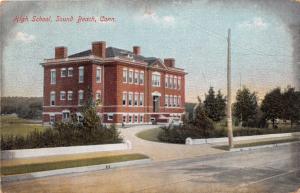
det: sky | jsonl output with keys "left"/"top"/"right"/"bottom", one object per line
{"left": 1, "top": 0, "right": 299, "bottom": 102}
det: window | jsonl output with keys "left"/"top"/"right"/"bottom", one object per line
{"left": 62, "top": 111, "right": 70, "bottom": 122}
{"left": 61, "top": 68, "right": 67, "bottom": 77}
{"left": 140, "top": 115, "right": 144, "bottom": 123}
{"left": 50, "top": 115, "right": 55, "bottom": 125}
{"left": 50, "top": 69, "right": 56, "bottom": 84}
{"left": 134, "top": 93, "right": 138, "bottom": 106}
{"left": 174, "top": 76, "right": 177, "bottom": 89}
{"left": 128, "top": 70, "right": 133, "bottom": 83}
{"left": 79, "top": 66, "right": 84, "bottom": 83}
{"left": 139, "top": 93, "right": 144, "bottom": 106}
{"left": 134, "top": 115, "right": 138, "bottom": 123}
{"left": 170, "top": 95, "right": 173, "bottom": 107}
{"left": 165, "top": 95, "right": 169, "bottom": 106}
{"left": 96, "top": 91, "right": 101, "bottom": 104}
{"left": 123, "top": 68, "right": 128, "bottom": 83}
{"left": 178, "top": 96, "right": 181, "bottom": 107}
{"left": 174, "top": 96, "right": 177, "bottom": 107}
{"left": 134, "top": 71, "right": 139, "bottom": 84}
{"left": 178, "top": 77, "right": 181, "bottom": 90}
{"left": 128, "top": 93, "right": 133, "bottom": 106}
{"left": 122, "top": 92, "right": 127, "bottom": 106}
{"left": 108, "top": 114, "right": 113, "bottom": 121}
{"left": 68, "top": 67, "right": 73, "bottom": 77}
{"left": 123, "top": 115, "right": 127, "bottom": 123}
{"left": 128, "top": 115, "right": 132, "bottom": 123}
{"left": 67, "top": 91, "right": 73, "bottom": 101}
{"left": 60, "top": 91, "right": 66, "bottom": 100}
{"left": 152, "top": 73, "right": 161, "bottom": 87}
{"left": 165, "top": 75, "right": 169, "bottom": 88}
{"left": 169, "top": 76, "right": 173, "bottom": 89}
{"left": 168, "top": 76, "right": 171, "bottom": 89}
{"left": 96, "top": 67, "right": 101, "bottom": 83}
{"left": 78, "top": 90, "right": 84, "bottom": 105}
{"left": 139, "top": 71, "right": 144, "bottom": 85}
{"left": 50, "top": 91, "right": 55, "bottom": 106}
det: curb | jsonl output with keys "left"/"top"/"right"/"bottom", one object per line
{"left": 1, "top": 158, "right": 151, "bottom": 183}
{"left": 229, "top": 141, "right": 300, "bottom": 152}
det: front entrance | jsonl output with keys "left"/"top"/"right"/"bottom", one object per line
{"left": 153, "top": 96, "right": 160, "bottom": 112}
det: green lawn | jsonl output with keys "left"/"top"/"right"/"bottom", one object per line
{"left": 214, "top": 138, "right": 300, "bottom": 151}
{"left": 1, "top": 153, "right": 148, "bottom": 176}
{"left": 136, "top": 128, "right": 162, "bottom": 142}
{"left": 1, "top": 115, "right": 44, "bottom": 137}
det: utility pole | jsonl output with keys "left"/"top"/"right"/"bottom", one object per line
{"left": 227, "top": 28, "right": 234, "bottom": 148}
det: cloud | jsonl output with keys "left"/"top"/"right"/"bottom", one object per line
{"left": 139, "top": 12, "right": 175, "bottom": 26}
{"left": 238, "top": 17, "right": 268, "bottom": 30}
{"left": 15, "top": 32, "right": 35, "bottom": 43}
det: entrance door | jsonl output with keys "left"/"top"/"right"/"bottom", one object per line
{"left": 153, "top": 96, "right": 160, "bottom": 112}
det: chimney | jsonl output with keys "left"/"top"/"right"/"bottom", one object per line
{"left": 133, "top": 46, "right": 141, "bottom": 55}
{"left": 164, "top": 58, "right": 175, "bottom": 68}
{"left": 92, "top": 41, "right": 106, "bottom": 58}
{"left": 55, "top": 47, "right": 68, "bottom": 59}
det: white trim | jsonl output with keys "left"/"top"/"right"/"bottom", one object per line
{"left": 152, "top": 91, "right": 161, "bottom": 96}
{"left": 152, "top": 71, "right": 161, "bottom": 75}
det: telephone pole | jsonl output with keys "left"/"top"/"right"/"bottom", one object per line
{"left": 227, "top": 28, "right": 234, "bottom": 148}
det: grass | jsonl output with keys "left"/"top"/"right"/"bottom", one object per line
{"left": 136, "top": 128, "right": 162, "bottom": 142}
{"left": 1, "top": 153, "right": 148, "bottom": 176}
{"left": 1, "top": 115, "right": 44, "bottom": 137}
{"left": 214, "top": 138, "right": 300, "bottom": 151}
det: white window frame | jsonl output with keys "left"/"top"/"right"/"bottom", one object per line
{"left": 139, "top": 93, "right": 144, "bottom": 106}
{"left": 107, "top": 114, "right": 114, "bottom": 121}
{"left": 169, "top": 95, "right": 173, "bottom": 107}
{"left": 128, "top": 92, "right": 133, "bottom": 106}
{"left": 123, "top": 68, "right": 128, "bottom": 83}
{"left": 128, "top": 70, "right": 133, "bottom": 84}
{"left": 62, "top": 110, "right": 70, "bottom": 121}
{"left": 128, "top": 115, "right": 133, "bottom": 123}
{"left": 174, "top": 96, "right": 177, "bottom": 107}
{"left": 96, "top": 67, "right": 101, "bottom": 83}
{"left": 169, "top": 75, "right": 173, "bottom": 89}
{"left": 134, "top": 93, "right": 139, "bottom": 106}
{"left": 122, "top": 115, "right": 127, "bottom": 123}
{"left": 165, "top": 95, "right": 169, "bottom": 107}
{"left": 95, "top": 91, "right": 101, "bottom": 100}
{"left": 50, "top": 91, "right": 55, "bottom": 106}
{"left": 68, "top": 67, "right": 73, "bottom": 77}
{"left": 178, "top": 96, "right": 181, "bottom": 107}
{"left": 178, "top": 77, "right": 181, "bottom": 90}
{"left": 50, "top": 114, "right": 55, "bottom": 125}
{"left": 122, "top": 92, "right": 127, "bottom": 106}
{"left": 78, "top": 90, "right": 84, "bottom": 105}
{"left": 134, "top": 71, "right": 139, "bottom": 84}
{"left": 165, "top": 75, "right": 169, "bottom": 88}
{"left": 67, "top": 91, "right": 73, "bottom": 101}
{"left": 139, "top": 71, "right": 144, "bottom": 85}
{"left": 79, "top": 66, "right": 84, "bottom": 83}
{"left": 60, "top": 91, "right": 66, "bottom": 101}
{"left": 50, "top": 69, "right": 56, "bottom": 85}
{"left": 152, "top": 72, "right": 161, "bottom": 87}
{"left": 174, "top": 76, "right": 178, "bottom": 89}
{"left": 134, "top": 115, "right": 138, "bottom": 123}
{"left": 140, "top": 115, "right": 144, "bottom": 123}
{"left": 61, "top": 68, "right": 67, "bottom": 78}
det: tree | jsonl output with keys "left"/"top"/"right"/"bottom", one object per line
{"left": 215, "top": 90, "right": 226, "bottom": 121}
{"left": 233, "top": 87, "right": 258, "bottom": 127}
{"left": 203, "top": 87, "right": 226, "bottom": 122}
{"left": 261, "top": 88, "right": 283, "bottom": 128}
{"left": 193, "top": 99, "right": 215, "bottom": 138}
{"left": 281, "top": 87, "right": 300, "bottom": 128}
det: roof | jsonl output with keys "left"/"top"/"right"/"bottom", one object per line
{"left": 68, "top": 47, "right": 158, "bottom": 65}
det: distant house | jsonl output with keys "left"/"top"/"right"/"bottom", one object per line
{"left": 41, "top": 41, "right": 186, "bottom": 125}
